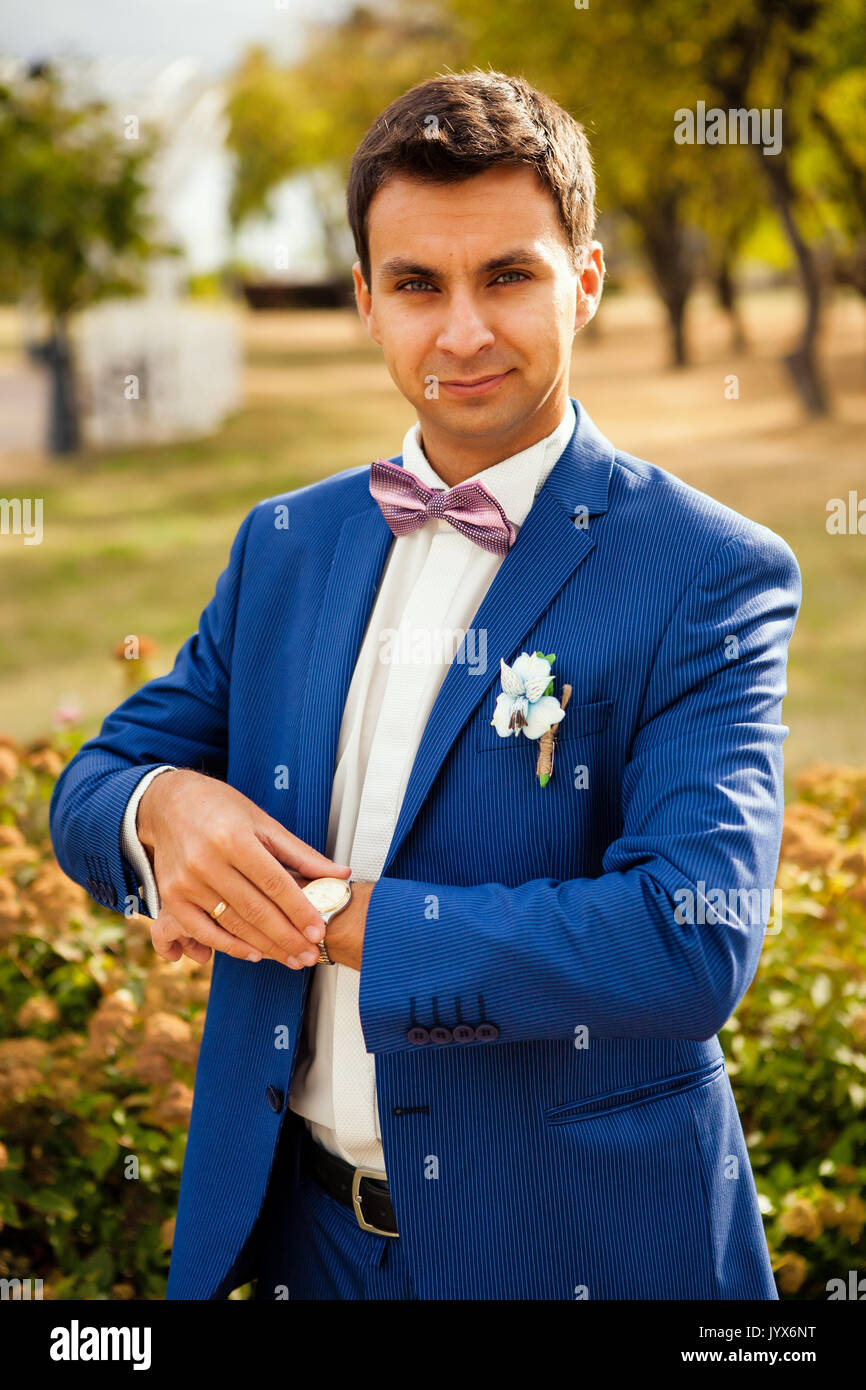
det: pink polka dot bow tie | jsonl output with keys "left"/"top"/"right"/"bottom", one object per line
{"left": 369, "top": 457, "right": 516, "bottom": 556}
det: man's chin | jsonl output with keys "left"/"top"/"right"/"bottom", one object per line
{"left": 414, "top": 384, "right": 532, "bottom": 440}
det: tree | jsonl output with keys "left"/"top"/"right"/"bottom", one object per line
{"left": 0, "top": 64, "right": 166, "bottom": 454}
{"left": 224, "top": 9, "right": 453, "bottom": 277}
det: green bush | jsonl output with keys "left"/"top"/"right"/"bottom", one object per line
{"left": 0, "top": 737, "right": 864, "bottom": 1299}
{"left": 0, "top": 734, "right": 210, "bottom": 1299}
{"left": 721, "top": 763, "right": 866, "bottom": 1298}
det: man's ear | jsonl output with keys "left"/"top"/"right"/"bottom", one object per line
{"left": 352, "top": 261, "right": 380, "bottom": 343}
{"left": 574, "top": 241, "right": 605, "bottom": 333}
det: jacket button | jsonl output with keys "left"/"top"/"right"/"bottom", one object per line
{"left": 429, "top": 1026, "right": 452, "bottom": 1044}
{"left": 407, "top": 1026, "right": 430, "bottom": 1045}
{"left": 475, "top": 1022, "right": 499, "bottom": 1041}
{"left": 266, "top": 1085, "right": 283, "bottom": 1113}
{"left": 452, "top": 1024, "right": 475, "bottom": 1043}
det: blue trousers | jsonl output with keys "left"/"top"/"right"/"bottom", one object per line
{"left": 253, "top": 1116, "right": 417, "bottom": 1301}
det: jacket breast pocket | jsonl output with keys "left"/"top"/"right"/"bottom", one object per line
{"left": 542, "top": 1058, "right": 726, "bottom": 1126}
{"left": 476, "top": 697, "right": 613, "bottom": 752}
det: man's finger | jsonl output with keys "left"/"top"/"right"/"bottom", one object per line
{"left": 178, "top": 936, "right": 213, "bottom": 965}
{"left": 159, "top": 899, "right": 265, "bottom": 963}
{"left": 227, "top": 839, "right": 331, "bottom": 952}
{"left": 187, "top": 869, "right": 296, "bottom": 960}
{"left": 255, "top": 815, "right": 351, "bottom": 881}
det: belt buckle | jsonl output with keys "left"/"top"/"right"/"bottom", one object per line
{"left": 351, "top": 1167, "right": 398, "bottom": 1238}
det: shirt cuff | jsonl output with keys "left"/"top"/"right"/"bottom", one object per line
{"left": 120, "top": 765, "right": 176, "bottom": 917}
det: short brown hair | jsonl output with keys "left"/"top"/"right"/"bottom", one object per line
{"left": 347, "top": 67, "right": 596, "bottom": 289}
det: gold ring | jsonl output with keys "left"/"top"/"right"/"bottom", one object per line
{"left": 210, "top": 900, "right": 228, "bottom": 921}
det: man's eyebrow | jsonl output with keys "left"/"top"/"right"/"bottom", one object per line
{"left": 376, "top": 247, "right": 546, "bottom": 280}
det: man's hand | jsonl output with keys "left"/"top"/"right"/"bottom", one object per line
{"left": 293, "top": 877, "right": 373, "bottom": 972}
{"left": 138, "top": 768, "right": 351, "bottom": 969}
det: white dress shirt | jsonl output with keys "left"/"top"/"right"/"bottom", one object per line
{"left": 122, "top": 398, "right": 576, "bottom": 1177}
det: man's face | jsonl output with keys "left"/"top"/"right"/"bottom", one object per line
{"left": 353, "top": 163, "right": 603, "bottom": 463}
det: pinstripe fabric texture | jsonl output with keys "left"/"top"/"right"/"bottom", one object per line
{"left": 50, "top": 399, "right": 801, "bottom": 1300}
{"left": 252, "top": 1114, "right": 417, "bottom": 1300}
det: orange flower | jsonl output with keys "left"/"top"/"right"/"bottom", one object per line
{"left": 16, "top": 994, "right": 60, "bottom": 1029}
{"left": 816, "top": 1194, "right": 842, "bottom": 1227}
{"left": 775, "top": 1252, "right": 807, "bottom": 1294}
{"left": 779, "top": 1198, "right": 822, "bottom": 1241}
{"left": 87, "top": 991, "right": 138, "bottom": 1058}
{"left": 151, "top": 1080, "right": 193, "bottom": 1129}
{"left": 0, "top": 1036, "right": 50, "bottom": 1104}
{"left": 26, "top": 747, "right": 64, "bottom": 778}
{"left": 28, "top": 863, "right": 87, "bottom": 918}
{"left": 144, "top": 1012, "right": 192, "bottom": 1046}
{"left": 0, "top": 747, "right": 19, "bottom": 784}
{"left": 779, "top": 804, "right": 839, "bottom": 870}
{"left": 838, "top": 1195, "right": 866, "bottom": 1242}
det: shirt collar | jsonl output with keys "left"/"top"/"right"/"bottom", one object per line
{"left": 399, "top": 397, "right": 576, "bottom": 532}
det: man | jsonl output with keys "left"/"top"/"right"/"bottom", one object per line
{"left": 51, "top": 69, "right": 801, "bottom": 1300}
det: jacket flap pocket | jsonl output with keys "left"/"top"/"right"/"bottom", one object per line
{"left": 477, "top": 697, "right": 613, "bottom": 752}
{"left": 543, "top": 1059, "right": 725, "bottom": 1125}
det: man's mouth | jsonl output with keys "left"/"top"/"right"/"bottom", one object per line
{"left": 439, "top": 370, "right": 513, "bottom": 397}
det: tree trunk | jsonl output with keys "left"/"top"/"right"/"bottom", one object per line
{"left": 28, "top": 315, "right": 80, "bottom": 455}
{"left": 715, "top": 256, "right": 748, "bottom": 352}
{"left": 758, "top": 151, "right": 828, "bottom": 415}
{"left": 667, "top": 296, "right": 688, "bottom": 368}
{"left": 629, "top": 193, "right": 696, "bottom": 368}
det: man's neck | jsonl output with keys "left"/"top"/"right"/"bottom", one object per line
{"left": 416, "top": 390, "right": 570, "bottom": 487}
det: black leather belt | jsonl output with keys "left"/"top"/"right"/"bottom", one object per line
{"left": 300, "top": 1129, "right": 399, "bottom": 1237}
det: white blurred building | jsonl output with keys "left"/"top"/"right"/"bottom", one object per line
{"left": 0, "top": 50, "right": 332, "bottom": 452}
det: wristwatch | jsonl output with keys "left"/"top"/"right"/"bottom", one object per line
{"left": 300, "top": 877, "right": 353, "bottom": 964}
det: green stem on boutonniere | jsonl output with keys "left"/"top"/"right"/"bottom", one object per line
{"left": 537, "top": 682, "right": 572, "bottom": 787}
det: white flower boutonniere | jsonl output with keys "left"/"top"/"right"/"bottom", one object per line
{"left": 490, "top": 650, "right": 573, "bottom": 786}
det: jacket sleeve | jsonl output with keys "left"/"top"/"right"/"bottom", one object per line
{"left": 358, "top": 527, "right": 802, "bottom": 1050}
{"left": 49, "top": 506, "right": 256, "bottom": 919}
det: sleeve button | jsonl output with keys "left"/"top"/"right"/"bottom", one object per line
{"left": 475, "top": 1022, "right": 499, "bottom": 1041}
{"left": 452, "top": 1024, "right": 475, "bottom": 1043}
{"left": 429, "top": 1026, "right": 453, "bottom": 1044}
{"left": 407, "top": 1026, "right": 430, "bottom": 1045}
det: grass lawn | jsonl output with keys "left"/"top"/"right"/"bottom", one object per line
{"left": 1, "top": 285, "right": 864, "bottom": 799}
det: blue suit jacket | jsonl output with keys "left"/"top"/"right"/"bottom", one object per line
{"left": 50, "top": 400, "right": 801, "bottom": 1299}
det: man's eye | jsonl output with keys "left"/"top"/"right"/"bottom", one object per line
{"left": 395, "top": 271, "right": 528, "bottom": 293}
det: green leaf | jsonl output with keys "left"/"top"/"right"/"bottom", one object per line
{"left": 538, "top": 773, "right": 550, "bottom": 787}
{"left": 25, "top": 1189, "right": 78, "bottom": 1221}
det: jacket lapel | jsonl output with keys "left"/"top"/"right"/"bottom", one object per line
{"left": 380, "top": 399, "right": 615, "bottom": 875}
{"left": 293, "top": 401, "right": 616, "bottom": 867}
{"left": 293, "top": 488, "right": 394, "bottom": 852}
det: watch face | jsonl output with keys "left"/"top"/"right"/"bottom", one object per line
{"left": 302, "top": 877, "right": 351, "bottom": 914}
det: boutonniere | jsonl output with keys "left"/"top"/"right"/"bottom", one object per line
{"left": 490, "top": 650, "right": 573, "bottom": 786}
